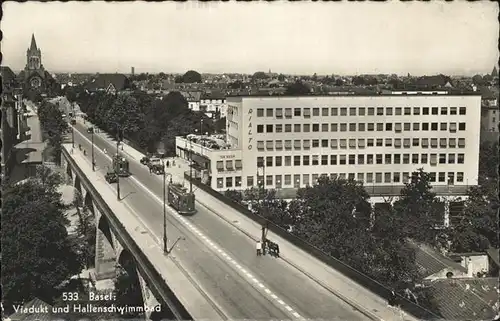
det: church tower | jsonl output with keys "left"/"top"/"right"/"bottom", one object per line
{"left": 26, "top": 34, "right": 44, "bottom": 71}
{"left": 20, "top": 33, "right": 53, "bottom": 91}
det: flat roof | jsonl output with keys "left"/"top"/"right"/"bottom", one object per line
{"left": 227, "top": 92, "right": 481, "bottom": 99}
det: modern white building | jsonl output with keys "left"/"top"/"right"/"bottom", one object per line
{"left": 176, "top": 92, "right": 481, "bottom": 205}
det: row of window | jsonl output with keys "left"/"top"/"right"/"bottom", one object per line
{"left": 256, "top": 121, "right": 467, "bottom": 134}
{"left": 256, "top": 106, "right": 467, "bottom": 118}
{"left": 216, "top": 171, "right": 465, "bottom": 189}
{"left": 256, "top": 153, "right": 465, "bottom": 167}
{"left": 256, "top": 137, "right": 467, "bottom": 150}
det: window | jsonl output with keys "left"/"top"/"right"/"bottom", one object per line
{"left": 294, "top": 156, "right": 301, "bottom": 166}
{"left": 276, "top": 108, "right": 283, "bottom": 118}
{"left": 376, "top": 154, "right": 383, "bottom": 164}
{"left": 384, "top": 172, "right": 392, "bottom": 183}
{"left": 402, "top": 172, "right": 410, "bottom": 183}
{"left": 275, "top": 175, "right": 282, "bottom": 188}
{"left": 358, "top": 154, "right": 365, "bottom": 164}
{"left": 303, "top": 124, "right": 310, "bottom": 132}
{"left": 349, "top": 155, "right": 356, "bottom": 165}
{"left": 459, "top": 107, "right": 466, "bottom": 115}
{"left": 265, "top": 108, "right": 273, "bottom": 117}
{"left": 404, "top": 107, "right": 411, "bottom": 115}
{"left": 385, "top": 138, "right": 392, "bottom": 147}
{"left": 257, "top": 109, "right": 264, "bottom": 117}
{"left": 439, "top": 138, "right": 447, "bottom": 148}
{"left": 429, "top": 172, "right": 436, "bottom": 182}
{"left": 393, "top": 172, "right": 401, "bottom": 183}
{"left": 395, "top": 107, "right": 402, "bottom": 115}
{"left": 267, "top": 124, "right": 274, "bottom": 133}
{"left": 422, "top": 123, "right": 429, "bottom": 131}
{"left": 395, "top": 123, "right": 402, "bottom": 132}
{"left": 440, "top": 107, "right": 447, "bottom": 115}
{"left": 313, "top": 108, "right": 320, "bottom": 116}
{"left": 448, "top": 154, "right": 455, "bottom": 164}
{"left": 235, "top": 176, "right": 242, "bottom": 187}
{"left": 357, "top": 173, "right": 364, "bottom": 182}
{"left": 440, "top": 123, "right": 447, "bottom": 131}
{"left": 266, "top": 140, "right": 274, "bottom": 150}
{"left": 366, "top": 173, "right": 373, "bottom": 183}
{"left": 431, "top": 122, "right": 438, "bottom": 131}
{"left": 368, "top": 107, "right": 375, "bottom": 116}
{"left": 340, "top": 123, "right": 347, "bottom": 132}
{"left": 331, "top": 123, "right": 338, "bottom": 132}
{"left": 438, "top": 172, "right": 446, "bottom": 182}
{"left": 385, "top": 154, "right": 392, "bottom": 164}
{"left": 431, "top": 138, "right": 438, "bottom": 148}
{"left": 349, "top": 107, "right": 356, "bottom": 116}
{"left": 330, "top": 155, "right": 337, "bottom": 165}
{"left": 303, "top": 155, "right": 310, "bottom": 166}
{"left": 458, "top": 138, "right": 465, "bottom": 148}
{"left": 285, "top": 156, "right": 291, "bottom": 166}
{"left": 386, "top": 107, "right": 393, "bottom": 115}
{"left": 377, "top": 107, "right": 384, "bottom": 116}
{"left": 349, "top": 123, "right": 356, "bottom": 131}
{"left": 404, "top": 123, "right": 411, "bottom": 131}
{"left": 285, "top": 108, "right": 292, "bottom": 117}
{"left": 449, "top": 122, "right": 457, "bottom": 132}
{"left": 217, "top": 178, "right": 224, "bottom": 188}
{"left": 377, "top": 123, "right": 384, "bottom": 131}
{"left": 358, "top": 123, "right": 365, "bottom": 131}
{"left": 430, "top": 154, "right": 437, "bottom": 165}
{"left": 276, "top": 124, "right": 283, "bottom": 133}
{"left": 403, "top": 154, "right": 410, "bottom": 164}
{"left": 432, "top": 107, "right": 438, "bottom": 115}
{"left": 340, "top": 139, "right": 347, "bottom": 149}
{"left": 226, "top": 177, "right": 233, "bottom": 188}
{"left": 339, "top": 107, "right": 347, "bottom": 116}
{"left": 257, "top": 125, "right": 264, "bottom": 133}
{"left": 412, "top": 138, "right": 419, "bottom": 147}
{"left": 457, "top": 172, "right": 464, "bottom": 182}
{"left": 312, "top": 155, "right": 319, "bottom": 165}
{"left": 367, "top": 154, "right": 374, "bottom": 164}
{"left": 303, "top": 108, "right": 311, "bottom": 117}
{"left": 313, "top": 124, "right": 320, "bottom": 132}
{"left": 275, "top": 156, "right": 282, "bottom": 166}
{"left": 285, "top": 124, "right": 292, "bottom": 132}
{"left": 313, "top": 139, "right": 319, "bottom": 147}
{"left": 217, "top": 161, "right": 224, "bottom": 171}
{"left": 331, "top": 139, "right": 338, "bottom": 149}
{"left": 423, "top": 107, "right": 429, "bottom": 115}
{"left": 339, "top": 155, "right": 347, "bottom": 165}
{"left": 322, "top": 139, "right": 329, "bottom": 147}
{"left": 322, "top": 108, "right": 329, "bottom": 116}
{"left": 367, "top": 139, "right": 374, "bottom": 147}
{"left": 459, "top": 123, "right": 466, "bottom": 131}
{"left": 321, "top": 155, "right": 328, "bottom": 165}
{"left": 294, "top": 140, "right": 301, "bottom": 149}
{"left": 226, "top": 160, "right": 234, "bottom": 170}
{"left": 266, "top": 175, "right": 273, "bottom": 186}
{"left": 367, "top": 123, "right": 375, "bottom": 131}
{"left": 450, "top": 107, "right": 457, "bottom": 115}
{"left": 294, "top": 108, "right": 301, "bottom": 116}
{"left": 413, "top": 107, "right": 420, "bottom": 115}
{"left": 358, "top": 139, "right": 366, "bottom": 148}
{"left": 247, "top": 176, "right": 254, "bottom": 187}
{"left": 266, "top": 156, "right": 273, "bottom": 167}
{"left": 294, "top": 124, "right": 301, "bottom": 132}
{"left": 394, "top": 154, "right": 401, "bottom": 164}
{"left": 294, "top": 175, "right": 300, "bottom": 188}
{"left": 284, "top": 174, "right": 291, "bottom": 186}
{"left": 235, "top": 160, "right": 242, "bottom": 169}
{"left": 257, "top": 157, "right": 264, "bottom": 167}
{"left": 358, "top": 107, "right": 366, "bottom": 116}
{"left": 413, "top": 123, "right": 420, "bottom": 131}
{"left": 331, "top": 108, "right": 338, "bottom": 116}
{"left": 457, "top": 154, "right": 464, "bottom": 164}
{"left": 439, "top": 153, "right": 446, "bottom": 164}
{"left": 395, "top": 139, "right": 402, "bottom": 148}
{"left": 375, "top": 173, "right": 383, "bottom": 183}
{"left": 421, "top": 154, "right": 428, "bottom": 164}
{"left": 376, "top": 139, "right": 383, "bottom": 147}
{"left": 403, "top": 138, "right": 411, "bottom": 148}
{"left": 386, "top": 123, "right": 393, "bottom": 131}
{"left": 285, "top": 140, "right": 292, "bottom": 150}
{"left": 349, "top": 139, "right": 356, "bottom": 148}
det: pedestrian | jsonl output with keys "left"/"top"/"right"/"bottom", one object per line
{"left": 103, "top": 148, "right": 107, "bottom": 155}
{"left": 172, "top": 160, "right": 176, "bottom": 166}
{"left": 275, "top": 243, "right": 280, "bottom": 257}
{"left": 256, "top": 240, "right": 262, "bottom": 256}
{"left": 388, "top": 290, "right": 397, "bottom": 307}
{"left": 167, "top": 160, "right": 170, "bottom": 168}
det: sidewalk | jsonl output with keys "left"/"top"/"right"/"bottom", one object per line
{"left": 65, "top": 145, "right": 223, "bottom": 320}
{"left": 81, "top": 126, "right": 418, "bottom": 321}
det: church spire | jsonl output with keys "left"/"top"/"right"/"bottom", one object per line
{"left": 30, "top": 33, "right": 38, "bottom": 51}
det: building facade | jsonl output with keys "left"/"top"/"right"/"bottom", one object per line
{"left": 177, "top": 92, "right": 481, "bottom": 201}
{"left": 18, "top": 34, "right": 56, "bottom": 93}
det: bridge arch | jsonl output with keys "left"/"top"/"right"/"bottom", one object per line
{"left": 97, "top": 214, "right": 114, "bottom": 250}
{"left": 74, "top": 175, "right": 82, "bottom": 197}
{"left": 83, "top": 191, "right": 94, "bottom": 216}
{"left": 116, "top": 249, "right": 145, "bottom": 317}
{"left": 66, "top": 163, "right": 73, "bottom": 182}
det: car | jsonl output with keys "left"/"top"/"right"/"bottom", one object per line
{"left": 140, "top": 156, "right": 150, "bottom": 165}
{"left": 70, "top": 119, "right": 76, "bottom": 125}
{"left": 87, "top": 127, "right": 94, "bottom": 133}
{"left": 105, "top": 172, "right": 118, "bottom": 184}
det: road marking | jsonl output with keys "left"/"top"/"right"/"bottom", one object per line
{"left": 271, "top": 294, "right": 278, "bottom": 300}
{"left": 72, "top": 129, "right": 304, "bottom": 320}
{"left": 278, "top": 299, "right": 285, "bottom": 305}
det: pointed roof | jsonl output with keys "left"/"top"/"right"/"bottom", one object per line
{"left": 30, "top": 33, "right": 38, "bottom": 51}
{"left": 492, "top": 66, "right": 498, "bottom": 77}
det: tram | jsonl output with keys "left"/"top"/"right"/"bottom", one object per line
{"left": 112, "top": 154, "right": 131, "bottom": 177}
{"left": 167, "top": 183, "right": 196, "bottom": 215}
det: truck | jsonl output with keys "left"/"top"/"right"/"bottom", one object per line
{"left": 167, "top": 183, "right": 196, "bottom": 215}
{"left": 112, "top": 154, "right": 131, "bottom": 177}
{"left": 147, "top": 157, "right": 164, "bottom": 175}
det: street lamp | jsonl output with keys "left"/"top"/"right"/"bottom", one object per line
{"left": 109, "top": 122, "right": 127, "bottom": 201}
{"left": 71, "top": 104, "right": 75, "bottom": 148}
{"left": 257, "top": 161, "right": 267, "bottom": 243}
{"left": 161, "top": 160, "right": 173, "bottom": 255}
{"left": 89, "top": 127, "right": 96, "bottom": 171}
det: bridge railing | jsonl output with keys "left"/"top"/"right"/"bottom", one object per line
{"left": 62, "top": 147, "right": 193, "bottom": 320}
{"left": 184, "top": 173, "right": 441, "bottom": 320}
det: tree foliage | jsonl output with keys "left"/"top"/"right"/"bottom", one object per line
{"left": 285, "top": 80, "right": 311, "bottom": 95}
{"left": 252, "top": 71, "right": 269, "bottom": 80}
{"left": 38, "top": 100, "right": 68, "bottom": 163}
{"left": 1, "top": 177, "right": 81, "bottom": 312}
{"left": 177, "top": 70, "right": 202, "bottom": 83}
{"left": 72, "top": 191, "right": 96, "bottom": 269}
{"left": 114, "top": 268, "right": 144, "bottom": 318}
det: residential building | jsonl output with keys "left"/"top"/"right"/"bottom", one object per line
{"left": 478, "top": 86, "right": 499, "bottom": 142}
{"left": 200, "top": 91, "right": 227, "bottom": 118}
{"left": 176, "top": 91, "right": 481, "bottom": 208}
{"left": 85, "top": 73, "right": 131, "bottom": 94}
{"left": 181, "top": 91, "right": 202, "bottom": 111}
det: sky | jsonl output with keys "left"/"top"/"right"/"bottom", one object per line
{"left": 1, "top": 1, "right": 498, "bottom": 76}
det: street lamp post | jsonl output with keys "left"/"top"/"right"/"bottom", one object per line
{"left": 91, "top": 128, "right": 95, "bottom": 171}
{"left": 257, "top": 161, "right": 267, "bottom": 243}
{"left": 116, "top": 133, "right": 121, "bottom": 201}
{"left": 71, "top": 104, "right": 75, "bottom": 148}
{"left": 160, "top": 161, "right": 174, "bottom": 255}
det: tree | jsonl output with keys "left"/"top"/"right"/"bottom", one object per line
{"left": 478, "top": 141, "right": 499, "bottom": 183}
{"left": 214, "top": 117, "right": 227, "bottom": 133}
{"left": 285, "top": 80, "right": 311, "bottom": 95}
{"left": 106, "top": 94, "right": 144, "bottom": 138}
{"left": 38, "top": 100, "right": 69, "bottom": 163}
{"left": 392, "top": 169, "right": 446, "bottom": 247}
{"left": 224, "top": 189, "right": 243, "bottom": 203}
{"left": 180, "top": 70, "right": 202, "bottom": 83}
{"left": 277, "top": 74, "right": 285, "bottom": 81}
{"left": 472, "top": 74, "right": 484, "bottom": 85}
{"left": 72, "top": 191, "right": 96, "bottom": 269}
{"left": 252, "top": 71, "right": 269, "bottom": 80}
{"left": 1, "top": 179, "right": 81, "bottom": 313}
{"left": 114, "top": 267, "right": 144, "bottom": 318}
